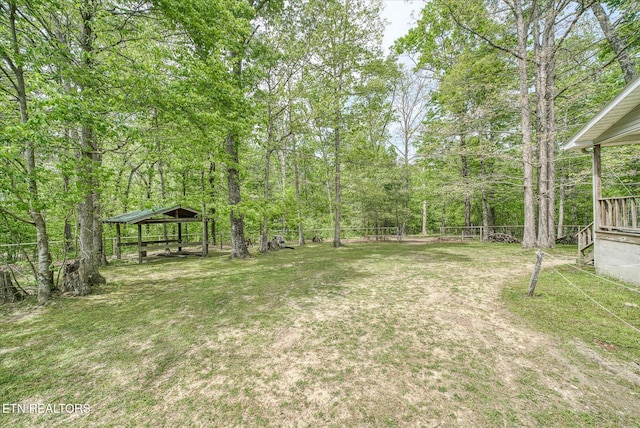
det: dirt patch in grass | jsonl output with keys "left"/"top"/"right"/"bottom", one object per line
{"left": 1, "top": 243, "right": 638, "bottom": 427}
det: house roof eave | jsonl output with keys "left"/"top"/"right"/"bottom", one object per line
{"left": 564, "top": 76, "right": 640, "bottom": 150}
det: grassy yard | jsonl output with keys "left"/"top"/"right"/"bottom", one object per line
{"left": 1, "top": 241, "right": 639, "bottom": 427}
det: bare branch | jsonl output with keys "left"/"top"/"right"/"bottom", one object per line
{"left": 553, "top": 2, "right": 591, "bottom": 56}
{"left": 443, "top": 2, "right": 521, "bottom": 60}
{"left": 0, "top": 207, "right": 36, "bottom": 226}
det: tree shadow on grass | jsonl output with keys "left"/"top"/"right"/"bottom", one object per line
{"left": 411, "top": 249, "right": 473, "bottom": 263}
{"left": 54, "top": 242, "right": 485, "bottom": 332}
{"left": 78, "top": 245, "right": 379, "bottom": 329}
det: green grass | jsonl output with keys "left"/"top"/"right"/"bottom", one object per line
{"left": 1, "top": 242, "right": 639, "bottom": 427}
{"left": 502, "top": 261, "right": 640, "bottom": 362}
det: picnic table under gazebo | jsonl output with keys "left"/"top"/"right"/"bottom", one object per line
{"left": 103, "top": 206, "right": 209, "bottom": 263}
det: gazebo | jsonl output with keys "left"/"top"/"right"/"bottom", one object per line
{"left": 103, "top": 206, "right": 209, "bottom": 263}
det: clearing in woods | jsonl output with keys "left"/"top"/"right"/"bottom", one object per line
{"left": 0, "top": 241, "right": 639, "bottom": 427}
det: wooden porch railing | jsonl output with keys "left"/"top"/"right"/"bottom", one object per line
{"left": 598, "top": 196, "right": 640, "bottom": 233}
{"left": 578, "top": 222, "right": 594, "bottom": 263}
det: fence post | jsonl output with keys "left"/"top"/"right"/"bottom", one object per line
{"left": 527, "top": 251, "right": 544, "bottom": 297}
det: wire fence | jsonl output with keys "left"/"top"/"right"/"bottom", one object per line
{"left": 0, "top": 224, "right": 590, "bottom": 265}
{"left": 541, "top": 251, "right": 640, "bottom": 335}
{"left": 0, "top": 240, "right": 69, "bottom": 265}
{"left": 0, "top": 233, "right": 206, "bottom": 265}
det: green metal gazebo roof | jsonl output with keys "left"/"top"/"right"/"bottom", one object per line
{"left": 103, "top": 206, "right": 201, "bottom": 225}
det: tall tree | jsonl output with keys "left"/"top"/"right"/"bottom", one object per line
{"left": 508, "top": 0, "right": 537, "bottom": 247}
{"left": 252, "top": 0, "right": 309, "bottom": 251}
{"left": 397, "top": 1, "right": 515, "bottom": 240}
{"left": 154, "top": 0, "right": 267, "bottom": 258}
{"left": 399, "top": 0, "right": 603, "bottom": 247}
{"left": 54, "top": 0, "right": 157, "bottom": 289}
{"left": 589, "top": 0, "right": 638, "bottom": 84}
{"left": 0, "top": 0, "right": 53, "bottom": 303}
{"left": 76, "top": 0, "right": 106, "bottom": 287}
{"left": 302, "top": 0, "right": 386, "bottom": 247}
{"left": 392, "top": 66, "right": 429, "bottom": 236}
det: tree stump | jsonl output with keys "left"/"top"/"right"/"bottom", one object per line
{"left": 60, "top": 260, "right": 91, "bottom": 296}
{"left": 0, "top": 270, "right": 24, "bottom": 303}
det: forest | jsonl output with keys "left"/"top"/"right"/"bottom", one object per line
{"left": 1, "top": 0, "right": 639, "bottom": 304}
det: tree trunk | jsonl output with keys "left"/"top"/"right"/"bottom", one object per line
{"left": 557, "top": 176, "right": 565, "bottom": 238}
{"left": 0, "top": 271, "right": 24, "bottom": 303}
{"left": 63, "top": 174, "right": 74, "bottom": 254}
{"left": 279, "top": 147, "right": 287, "bottom": 195}
{"left": 535, "top": 17, "right": 550, "bottom": 248}
{"left": 75, "top": 0, "right": 104, "bottom": 289}
{"left": 261, "top": 150, "right": 272, "bottom": 253}
{"left": 64, "top": 221, "right": 73, "bottom": 253}
{"left": 422, "top": 200, "right": 427, "bottom": 236}
{"left": 535, "top": 4, "right": 557, "bottom": 249}
{"left": 60, "top": 260, "right": 91, "bottom": 296}
{"left": 209, "top": 162, "right": 217, "bottom": 245}
{"left": 515, "top": 0, "right": 536, "bottom": 248}
{"left": 93, "top": 185, "right": 107, "bottom": 266}
{"left": 481, "top": 158, "right": 489, "bottom": 242}
{"left": 78, "top": 126, "right": 105, "bottom": 287}
{"left": 591, "top": 1, "right": 638, "bottom": 84}
{"left": 156, "top": 112, "right": 169, "bottom": 245}
{"left": 200, "top": 170, "right": 209, "bottom": 256}
{"left": 489, "top": 206, "right": 496, "bottom": 232}
{"left": 9, "top": 3, "right": 53, "bottom": 304}
{"left": 546, "top": 37, "right": 557, "bottom": 248}
{"left": 402, "top": 132, "right": 410, "bottom": 238}
{"left": 225, "top": 47, "right": 250, "bottom": 259}
{"left": 78, "top": 192, "right": 103, "bottom": 287}
{"left": 33, "top": 215, "right": 54, "bottom": 301}
{"left": 460, "top": 135, "right": 471, "bottom": 236}
{"left": 294, "top": 144, "right": 305, "bottom": 246}
{"left": 226, "top": 134, "right": 250, "bottom": 258}
{"left": 333, "top": 125, "right": 342, "bottom": 248}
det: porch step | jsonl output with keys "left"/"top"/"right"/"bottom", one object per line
{"left": 580, "top": 251, "right": 594, "bottom": 265}
{"left": 580, "top": 241, "right": 594, "bottom": 252}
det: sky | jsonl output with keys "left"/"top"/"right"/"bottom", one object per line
{"left": 379, "top": 1, "right": 427, "bottom": 157}
{"left": 380, "top": 0, "right": 424, "bottom": 55}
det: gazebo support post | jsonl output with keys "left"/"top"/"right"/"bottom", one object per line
{"left": 178, "top": 223, "right": 182, "bottom": 252}
{"left": 115, "top": 223, "right": 122, "bottom": 260}
{"left": 202, "top": 219, "right": 209, "bottom": 256}
{"left": 137, "top": 224, "right": 143, "bottom": 264}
